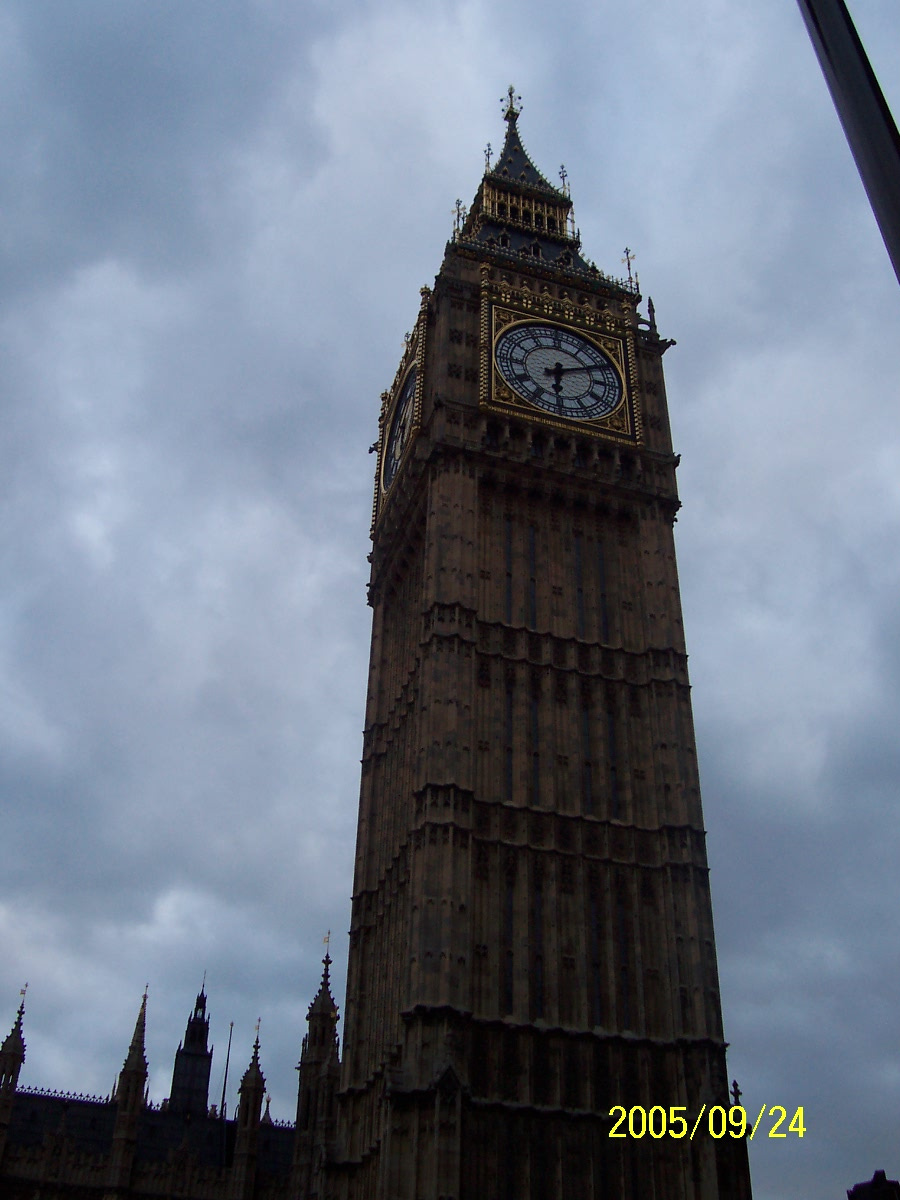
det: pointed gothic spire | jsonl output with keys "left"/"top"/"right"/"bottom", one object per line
{"left": 450, "top": 88, "right": 612, "bottom": 281}
{"left": 241, "top": 1026, "right": 265, "bottom": 1088}
{"left": 113, "top": 988, "right": 149, "bottom": 1120}
{"left": 307, "top": 947, "right": 339, "bottom": 1021}
{"left": 194, "top": 975, "right": 207, "bottom": 1018}
{"left": 236, "top": 1030, "right": 266, "bottom": 1128}
{"left": 1, "top": 991, "right": 26, "bottom": 1061}
{"left": 486, "top": 85, "right": 566, "bottom": 198}
{"left": 123, "top": 988, "right": 149, "bottom": 1073}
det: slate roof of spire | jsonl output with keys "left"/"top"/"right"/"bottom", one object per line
{"left": 487, "top": 103, "right": 566, "bottom": 199}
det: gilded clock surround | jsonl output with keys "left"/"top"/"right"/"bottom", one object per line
{"left": 374, "top": 286, "right": 431, "bottom": 529}
{"left": 480, "top": 273, "right": 642, "bottom": 443}
{"left": 381, "top": 365, "right": 418, "bottom": 493}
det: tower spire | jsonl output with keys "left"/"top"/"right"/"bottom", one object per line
{"left": 447, "top": 89, "right": 615, "bottom": 282}
{"left": 1, "top": 988, "right": 26, "bottom": 1059}
{"left": 0, "top": 989, "right": 27, "bottom": 1082}
{"left": 308, "top": 941, "right": 338, "bottom": 1021}
{"left": 169, "top": 980, "right": 213, "bottom": 1116}
{"left": 123, "top": 987, "right": 148, "bottom": 1072}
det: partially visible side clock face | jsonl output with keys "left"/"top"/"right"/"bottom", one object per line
{"left": 495, "top": 322, "right": 623, "bottom": 420}
{"left": 383, "top": 366, "right": 417, "bottom": 489}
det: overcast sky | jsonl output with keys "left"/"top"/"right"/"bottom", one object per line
{"left": 1, "top": 1, "right": 899, "bottom": 1196}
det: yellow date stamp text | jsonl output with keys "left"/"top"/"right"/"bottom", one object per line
{"left": 608, "top": 1104, "right": 806, "bottom": 1141}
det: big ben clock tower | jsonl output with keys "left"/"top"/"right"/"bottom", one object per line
{"left": 331, "top": 92, "right": 752, "bottom": 1200}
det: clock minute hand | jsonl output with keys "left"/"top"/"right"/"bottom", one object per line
{"left": 544, "top": 364, "right": 597, "bottom": 375}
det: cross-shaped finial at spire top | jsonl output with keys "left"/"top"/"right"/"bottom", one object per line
{"left": 484, "top": 142, "right": 492, "bottom": 170}
{"left": 503, "top": 85, "right": 522, "bottom": 121}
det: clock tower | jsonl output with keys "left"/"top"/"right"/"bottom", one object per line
{"left": 332, "top": 93, "right": 752, "bottom": 1200}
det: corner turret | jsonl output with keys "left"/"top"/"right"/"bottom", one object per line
{"left": 292, "top": 946, "right": 341, "bottom": 1198}
{"left": 227, "top": 1033, "right": 266, "bottom": 1200}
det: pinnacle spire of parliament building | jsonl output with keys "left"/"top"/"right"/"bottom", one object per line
{"left": 0, "top": 100, "right": 753, "bottom": 1199}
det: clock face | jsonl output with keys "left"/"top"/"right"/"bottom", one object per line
{"left": 383, "top": 366, "right": 417, "bottom": 489}
{"left": 495, "top": 322, "right": 623, "bottom": 420}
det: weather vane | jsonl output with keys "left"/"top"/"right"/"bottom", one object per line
{"left": 622, "top": 246, "right": 636, "bottom": 287}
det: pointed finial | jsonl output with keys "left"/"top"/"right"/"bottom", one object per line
{"left": 484, "top": 142, "right": 492, "bottom": 170}
{"left": 730, "top": 1079, "right": 743, "bottom": 1107}
{"left": 559, "top": 164, "right": 569, "bottom": 195}
{"left": 2, "top": 986, "right": 27, "bottom": 1057}
{"left": 647, "top": 296, "right": 657, "bottom": 333}
{"left": 503, "top": 85, "right": 522, "bottom": 122}
{"left": 622, "top": 247, "right": 636, "bottom": 287}
{"left": 453, "top": 198, "right": 468, "bottom": 239}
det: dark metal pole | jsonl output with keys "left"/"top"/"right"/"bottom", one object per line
{"left": 796, "top": 0, "right": 900, "bottom": 285}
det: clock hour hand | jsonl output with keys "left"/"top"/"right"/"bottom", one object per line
{"left": 544, "top": 360, "right": 591, "bottom": 393}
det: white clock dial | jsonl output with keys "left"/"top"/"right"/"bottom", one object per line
{"left": 495, "top": 323, "right": 623, "bottom": 420}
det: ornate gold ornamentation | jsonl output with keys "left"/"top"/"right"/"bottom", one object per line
{"left": 481, "top": 282, "right": 642, "bottom": 443}
{"left": 372, "top": 289, "right": 431, "bottom": 531}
